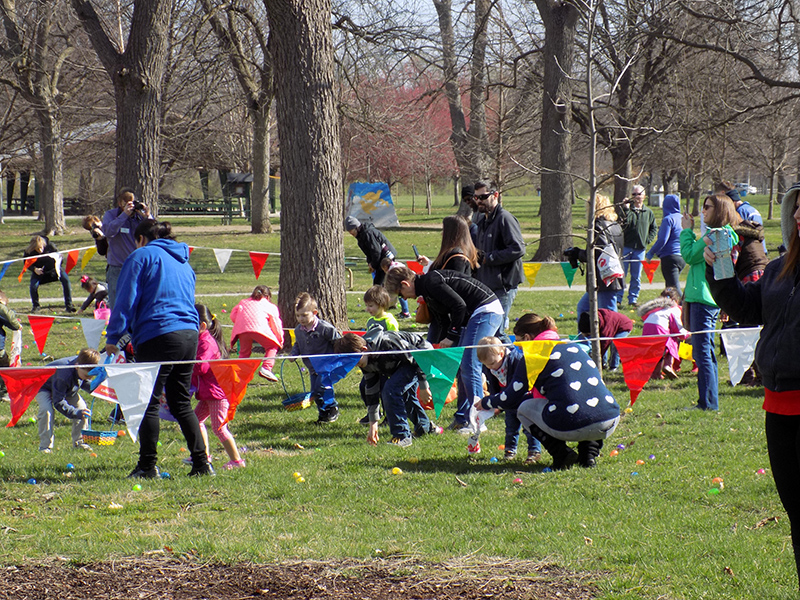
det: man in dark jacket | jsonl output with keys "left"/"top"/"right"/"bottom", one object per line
{"left": 473, "top": 180, "right": 525, "bottom": 335}
{"left": 345, "top": 216, "right": 397, "bottom": 286}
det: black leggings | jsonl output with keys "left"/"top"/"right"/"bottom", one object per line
{"left": 765, "top": 411, "right": 800, "bottom": 589}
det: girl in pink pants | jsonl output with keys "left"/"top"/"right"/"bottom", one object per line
{"left": 230, "top": 286, "right": 284, "bottom": 382}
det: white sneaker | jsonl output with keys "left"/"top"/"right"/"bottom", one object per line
{"left": 74, "top": 442, "right": 92, "bottom": 451}
{"left": 258, "top": 367, "right": 279, "bottom": 382}
{"left": 39, "top": 448, "right": 52, "bottom": 454}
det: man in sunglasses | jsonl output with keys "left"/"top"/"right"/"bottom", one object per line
{"left": 617, "top": 184, "right": 657, "bottom": 308}
{"left": 472, "top": 180, "right": 525, "bottom": 337}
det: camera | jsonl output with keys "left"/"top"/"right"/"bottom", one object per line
{"left": 563, "top": 246, "right": 581, "bottom": 269}
{"left": 133, "top": 201, "right": 146, "bottom": 212}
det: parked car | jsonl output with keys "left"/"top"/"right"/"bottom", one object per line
{"left": 734, "top": 183, "right": 758, "bottom": 196}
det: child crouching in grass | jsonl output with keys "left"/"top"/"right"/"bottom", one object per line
{"left": 36, "top": 348, "right": 100, "bottom": 453}
{"left": 476, "top": 337, "right": 542, "bottom": 463}
{"left": 334, "top": 331, "right": 442, "bottom": 447}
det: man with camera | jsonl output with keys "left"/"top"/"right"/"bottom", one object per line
{"left": 617, "top": 184, "right": 657, "bottom": 308}
{"left": 102, "top": 189, "right": 150, "bottom": 308}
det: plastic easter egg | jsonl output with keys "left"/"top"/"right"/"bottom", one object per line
{"left": 624, "top": 407, "right": 633, "bottom": 414}
{"left": 296, "top": 477, "right": 305, "bottom": 483}
{"left": 350, "top": 319, "right": 355, "bottom": 324}
{"left": 73, "top": 326, "right": 78, "bottom": 330}
{"left": 0, "top": 451, "right": 5, "bottom": 457}
{"left": 28, "top": 417, "right": 36, "bottom": 423}
{"left": 221, "top": 309, "right": 227, "bottom": 313}
{"left": 757, "top": 468, "right": 766, "bottom": 475}
{"left": 630, "top": 472, "right": 639, "bottom": 476}
{"left": 711, "top": 477, "right": 724, "bottom": 485}
{"left": 542, "top": 467, "right": 552, "bottom": 473}
{"left": 513, "top": 478, "right": 523, "bottom": 484}
{"left": 161, "top": 472, "right": 171, "bottom": 479}
{"left": 239, "top": 446, "right": 248, "bottom": 453}
{"left": 27, "top": 478, "right": 37, "bottom": 485}
{"left": 708, "top": 487, "right": 720, "bottom": 495}
{"left": 558, "top": 313, "right": 564, "bottom": 318}
{"left": 179, "top": 447, "right": 186, "bottom": 453}
{"left": 132, "top": 484, "right": 142, "bottom": 491}
{"left": 616, "top": 444, "right": 625, "bottom": 450}
{"left": 157, "top": 441, "right": 162, "bottom": 447}
{"left": 66, "top": 463, "right": 75, "bottom": 470}
{"left": 222, "top": 303, "right": 227, "bottom": 308}
{"left": 23, "top": 345, "right": 28, "bottom": 349}
{"left": 489, "top": 457, "right": 498, "bottom": 463}
{"left": 648, "top": 454, "right": 656, "bottom": 460}
{"left": 117, "top": 430, "right": 126, "bottom": 436}
{"left": 392, "top": 467, "right": 403, "bottom": 475}
{"left": 498, "top": 445, "right": 505, "bottom": 451}
{"left": 90, "top": 452, "right": 97, "bottom": 458}
{"left": 610, "top": 449, "right": 619, "bottom": 457}
{"left": 636, "top": 460, "right": 645, "bottom": 465}
{"left": 64, "top": 472, "right": 73, "bottom": 478}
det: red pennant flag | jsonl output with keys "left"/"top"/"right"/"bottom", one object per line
{"left": 65, "top": 250, "right": 80, "bottom": 274}
{"left": 188, "top": 246, "right": 195, "bottom": 256}
{"left": 249, "top": 252, "right": 269, "bottom": 279}
{"left": 18, "top": 258, "right": 36, "bottom": 282}
{"left": 209, "top": 359, "right": 262, "bottom": 425}
{"left": 3, "top": 367, "right": 56, "bottom": 426}
{"left": 613, "top": 336, "right": 669, "bottom": 405}
{"left": 29, "top": 315, "right": 55, "bottom": 354}
{"left": 407, "top": 260, "right": 424, "bottom": 275}
{"left": 642, "top": 260, "right": 660, "bottom": 284}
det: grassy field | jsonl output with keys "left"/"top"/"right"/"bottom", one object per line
{"left": 0, "top": 193, "right": 795, "bottom": 599}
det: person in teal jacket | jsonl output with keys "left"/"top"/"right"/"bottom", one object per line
{"left": 680, "top": 194, "right": 739, "bottom": 410}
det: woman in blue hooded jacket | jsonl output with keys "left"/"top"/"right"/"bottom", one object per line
{"left": 104, "top": 220, "right": 212, "bottom": 479}
{"left": 647, "top": 194, "right": 685, "bottom": 292}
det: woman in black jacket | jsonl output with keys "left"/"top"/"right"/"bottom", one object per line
{"left": 386, "top": 266, "right": 503, "bottom": 432}
{"left": 23, "top": 236, "right": 75, "bottom": 313}
{"left": 706, "top": 193, "right": 800, "bottom": 589}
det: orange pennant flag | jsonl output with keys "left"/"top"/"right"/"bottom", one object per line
{"left": 18, "top": 258, "right": 36, "bottom": 282}
{"left": 65, "top": 250, "right": 80, "bottom": 274}
{"left": 407, "top": 260, "right": 424, "bottom": 275}
{"left": 209, "top": 359, "right": 262, "bottom": 425}
{"left": 613, "top": 336, "right": 669, "bottom": 405}
{"left": 29, "top": 315, "right": 55, "bottom": 354}
{"left": 3, "top": 367, "right": 56, "bottom": 426}
{"left": 641, "top": 260, "right": 660, "bottom": 284}
{"left": 249, "top": 252, "right": 269, "bottom": 279}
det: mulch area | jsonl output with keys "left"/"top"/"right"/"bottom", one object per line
{"left": 0, "top": 557, "right": 599, "bottom": 599}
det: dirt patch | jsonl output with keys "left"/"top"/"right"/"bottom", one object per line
{"left": 0, "top": 557, "right": 599, "bottom": 599}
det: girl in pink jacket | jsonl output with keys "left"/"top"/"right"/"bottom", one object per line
{"left": 192, "top": 304, "right": 245, "bottom": 470}
{"left": 230, "top": 286, "right": 284, "bottom": 382}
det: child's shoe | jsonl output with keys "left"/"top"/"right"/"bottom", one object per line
{"left": 128, "top": 465, "right": 160, "bottom": 479}
{"left": 223, "top": 459, "right": 246, "bottom": 470}
{"left": 258, "top": 367, "right": 279, "bottom": 382}
{"left": 183, "top": 455, "right": 213, "bottom": 466}
{"left": 525, "top": 451, "right": 542, "bottom": 464}
{"left": 389, "top": 436, "right": 412, "bottom": 448}
{"left": 74, "top": 441, "right": 92, "bottom": 451}
{"left": 503, "top": 449, "right": 517, "bottom": 460}
{"left": 188, "top": 463, "right": 216, "bottom": 477}
{"left": 316, "top": 406, "right": 340, "bottom": 423}
{"left": 397, "top": 312, "right": 411, "bottom": 319}
{"left": 551, "top": 447, "right": 579, "bottom": 471}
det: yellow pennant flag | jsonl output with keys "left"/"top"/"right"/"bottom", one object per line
{"left": 523, "top": 262, "right": 542, "bottom": 287}
{"left": 287, "top": 329, "right": 295, "bottom": 346}
{"left": 81, "top": 247, "right": 97, "bottom": 270}
{"left": 515, "top": 340, "right": 560, "bottom": 390}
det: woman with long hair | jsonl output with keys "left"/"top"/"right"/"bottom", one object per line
{"left": 427, "top": 215, "right": 479, "bottom": 275}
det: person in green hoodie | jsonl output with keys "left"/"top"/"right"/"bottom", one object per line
{"left": 680, "top": 194, "right": 739, "bottom": 411}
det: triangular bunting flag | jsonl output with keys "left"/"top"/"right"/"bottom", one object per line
{"left": 47, "top": 252, "right": 62, "bottom": 278}
{"left": 65, "top": 249, "right": 80, "bottom": 274}
{"left": 8, "top": 329, "right": 22, "bottom": 367}
{"left": 719, "top": 327, "right": 761, "bottom": 386}
{"left": 105, "top": 363, "right": 160, "bottom": 442}
{"left": 18, "top": 258, "right": 36, "bottom": 282}
{"left": 0, "top": 262, "right": 11, "bottom": 284}
{"left": 560, "top": 262, "right": 578, "bottom": 287}
{"left": 28, "top": 315, "right": 55, "bottom": 354}
{"left": 412, "top": 346, "right": 465, "bottom": 418}
{"left": 188, "top": 246, "right": 195, "bottom": 256}
{"left": 80, "top": 318, "right": 106, "bottom": 350}
{"left": 523, "top": 263, "right": 542, "bottom": 287}
{"left": 81, "top": 246, "right": 97, "bottom": 270}
{"left": 642, "top": 260, "right": 660, "bottom": 284}
{"left": 614, "top": 336, "right": 669, "bottom": 405}
{"left": 249, "top": 252, "right": 269, "bottom": 279}
{"left": 214, "top": 248, "right": 233, "bottom": 273}
{"left": 209, "top": 359, "right": 262, "bottom": 425}
{"left": 407, "top": 260, "right": 424, "bottom": 275}
{"left": 515, "top": 340, "right": 560, "bottom": 391}
{"left": 308, "top": 353, "right": 362, "bottom": 409}
{"left": 287, "top": 329, "right": 296, "bottom": 346}
{"left": 2, "top": 367, "right": 56, "bottom": 427}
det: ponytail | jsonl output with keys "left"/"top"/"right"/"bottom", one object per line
{"left": 195, "top": 304, "right": 229, "bottom": 358}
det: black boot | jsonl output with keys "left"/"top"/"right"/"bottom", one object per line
{"left": 577, "top": 439, "right": 603, "bottom": 468}
{"left": 524, "top": 422, "right": 577, "bottom": 470}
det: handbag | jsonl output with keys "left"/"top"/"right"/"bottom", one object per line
{"left": 596, "top": 245, "right": 623, "bottom": 286}
{"left": 415, "top": 298, "right": 431, "bottom": 324}
{"left": 441, "top": 253, "right": 467, "bottom": 271}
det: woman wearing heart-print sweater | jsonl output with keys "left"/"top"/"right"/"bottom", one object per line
{"left": 478, "top": 313, "right": 620, "bottom": 469}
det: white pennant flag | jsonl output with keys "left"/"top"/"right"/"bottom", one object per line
{"left": 80, "top": 318, "right": 106, "bottom": 349}
{"left": 105, "top": 363, "right": 160, "bottom": 443}
{"left": 719, "top": 327, "right": 762, "bottom": 386}
{"left": 213, "top": 248, "right": 233, "bottom": 273}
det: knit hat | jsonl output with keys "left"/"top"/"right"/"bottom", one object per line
{"left": 461, "top": 185, "right": 475, "bottom": 200}
{"left": 344, "top": 215, "right": 361, "bottom": 231}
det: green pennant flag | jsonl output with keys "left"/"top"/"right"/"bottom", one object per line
{"left": 413, "top": 346, "right": 465, "bottom": 418}
{"left": 561, "top": 261, "right": 578, "bottom": 287}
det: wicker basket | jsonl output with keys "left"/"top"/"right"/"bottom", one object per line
{"left": 280, "top": 361, "right": 312, "bottom": 411}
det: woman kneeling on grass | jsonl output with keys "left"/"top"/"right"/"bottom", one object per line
{"left": 705, "top": 192, "right": 800, "bottom": 590}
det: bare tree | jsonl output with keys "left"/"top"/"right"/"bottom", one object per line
{"left": 266, "top": 0, "right": 346, "bottom": 328}
{"left": 71, "top": 0, "right": 174, "bottom": 211}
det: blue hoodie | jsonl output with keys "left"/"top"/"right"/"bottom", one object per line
{"left": 647, "top": 194, "right": 682, "bottom": 260}
{"left": 106, "top": 238, "right": 198, "bottom": 348}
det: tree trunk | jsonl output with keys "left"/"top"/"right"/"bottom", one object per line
{"left": 468, "top": 0, "right": 492, "bottom": 179}
{"left": 426, "top": 174, "right": 433, "bottom": 215}
{"left": 37, "top": 110, "right": 66, "bottom": 235}
{"left": 266, "top": 0, "right": 346, "bottom": 329}
{"left": 533, "top": 0, "right": 578, "bottom": 262}
{"left": 250, "top": 103, "right": 273, "bottom": 233}
{"left": 72, "top": 0, "right": 173, "bottom": 214}
{"left": 610, "top": 141, "right": 632, "bottom": 207}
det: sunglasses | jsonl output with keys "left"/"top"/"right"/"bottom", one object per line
{"left": 474, "top": 193, "right": 493, "bottom": 201}
{"left": 702, "top": 203, "right": 713, "bottom": 210}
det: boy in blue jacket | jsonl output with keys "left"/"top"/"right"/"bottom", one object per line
{"left": 36, "top": 348, "right": 101, "bottom": 452}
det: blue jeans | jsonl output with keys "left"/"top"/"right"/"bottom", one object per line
{"left": 494, "top": 287, "right": 518, "bottom": 337}
{"left": 659, "top": 254, "right": 685, "bottom": 292}
{"left": 398, "top": 297, "right": 409, "bottom": 315}
{"left": 382, "top": 363, "right": 420, "bottom": 440}
{"left": 309, "top": 369, "right": 337, "bottom": 412}
{"left": 30, "top": 271, "right": 73, "bottom": 309}
{"left": 690, "top": 302, "right": 720, "bottom": 410}
{"left": 576, "top": 290, "right": 618, "bottom": 319}
{"left": 454, "top": 311, "right": 504, "bottom": 424}
{"left": 106, "top": 264, "right": 122, "bottom": 308}
{"left": 505, "top": 409, "right": 541, "bottom": 454}
{"left": 619, "top": 247, "right": 645, "bottom": 305}
{"left": 606, "top": 330, "right": 631, "bottom": 370}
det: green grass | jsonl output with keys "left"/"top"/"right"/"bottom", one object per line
{"left": 0, "top": 198, "right": 795, "bottom": 599}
